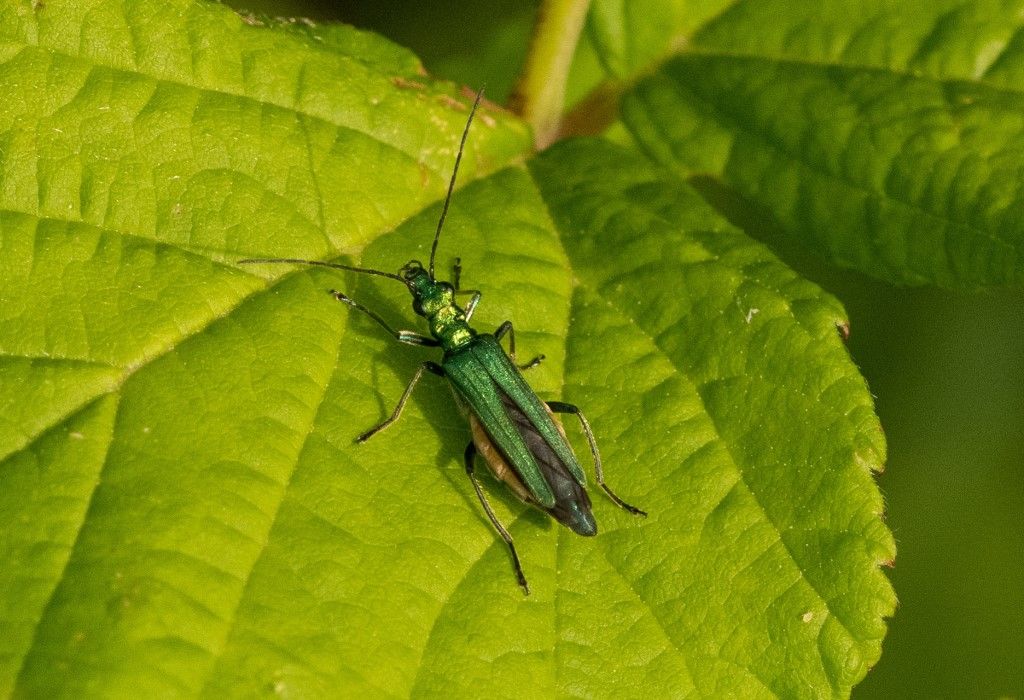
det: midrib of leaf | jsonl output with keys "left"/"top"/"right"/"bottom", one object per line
{"left": 299, "top": 114, "right": 329, "bottom": 234}
{"left": 0, "top": 357, "right": 118, "bottom": 464}
{"left": 5, "top": 254, "right": 249, "bottom": 446}
{"left": 588, "top": 547, "right": 706, "bottom": 698}
{"left": 406, "top": 510, "right": 549, "bottom": 698}
{"left": 7, "top": 11, "right": 458, "bottom": 184}
{"left": 585, "top": 0, "right": 1024, "bottom": 90}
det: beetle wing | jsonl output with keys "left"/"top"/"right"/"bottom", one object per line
{"left": 472, "top": 393, "right": 595, "bottom": 536}
{"left": 445, "top": 335, "right": 589, "bottom": 505}
{"left": 445, "top": 338, "right": 558, "bottom": 508}
{"left": 468, "top": 411, "right": 536, "bottom": 503}
{"left": 474, "top": 336, "right": 588, "bottom": 487}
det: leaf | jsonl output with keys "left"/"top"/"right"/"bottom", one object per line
{"left": 562, "top": 0, "right": 734, "bottom": 108}
{"left": 0, "top": 0, "right": 893, "bottom": 697}
{"left": 574, "top": 0, "right": 1024, "bottom": 288}
{"left": 583, "top": 0, "right": 731, "bottom": 79}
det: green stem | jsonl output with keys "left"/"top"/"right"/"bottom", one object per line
{"left": 510, "top": 0, "right": 592, "bottom": 149}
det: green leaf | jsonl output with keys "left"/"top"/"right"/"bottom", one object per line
{"left": 572, "top": 0, "right": 1024, "bottom": 288}
{"left": 0, "top": 0, "right": 893, "bottom": 697}
{"left": 563, "top": 0, "right": 734, "bottom": 108}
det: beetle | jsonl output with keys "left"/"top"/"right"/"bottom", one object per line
{"left": 241, "top": 88, "right": 645, "bottom": 593}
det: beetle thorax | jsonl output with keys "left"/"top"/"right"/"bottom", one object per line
{"left": 403, "top": 265, "right": 474, "bottom": 349}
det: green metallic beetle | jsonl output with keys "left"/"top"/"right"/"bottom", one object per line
{"left": 241, "top": 88, "right": 645, "bottom": 593}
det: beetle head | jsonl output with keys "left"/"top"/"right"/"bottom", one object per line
{"left": 400, "top": 259, "right": 454, "bottom": 317}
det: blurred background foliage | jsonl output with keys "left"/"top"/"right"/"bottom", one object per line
{"left": 226, "top": 1, "right": 1024, "bottom": 696}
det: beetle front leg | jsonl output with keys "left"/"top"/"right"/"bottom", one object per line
{"left": 494, "top": 321, "right": 545, "bottom": 370}
{"left": 546, "top": 401, "right": 647, "bottom": 517}
{"left": 459, "top": 290, "right": 482, "bottom": 321}
{"left": 330, "top": 290, "right": 439, "bottom": 347}
{"left": 357, "top": 361, "right": 445, "bottom": 443}
{"left": 464, "top": 441, "right": 530, "bottom": 595}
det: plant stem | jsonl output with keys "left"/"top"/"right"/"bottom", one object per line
{"left": 510, "top": 0, "right": 592, "bottom": 150}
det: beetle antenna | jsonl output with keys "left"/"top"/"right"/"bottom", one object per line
{"left": 238, "top": 257, "right": 405, "bottom": 283}
{"left": 428, "top": 85, "right": 485, "bottom": 281}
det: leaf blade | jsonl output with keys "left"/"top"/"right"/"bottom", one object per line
{"left": 575, "top": 0, "right": 1024, "bottom": 287}
{"left": 0, "top": 1, "right": 893, "bottom": 697}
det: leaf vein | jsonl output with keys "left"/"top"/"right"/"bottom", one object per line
{"left": 12, "top": 392, "right": 122, "bottom": 693}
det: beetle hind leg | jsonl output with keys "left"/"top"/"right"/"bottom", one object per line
{"left": 464, "top": 441, "right": 530, "bottom": 595}
{"left": 546, "top": 401, "right": 647, "bottom": 517}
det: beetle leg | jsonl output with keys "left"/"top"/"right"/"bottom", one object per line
{"left": 357, "top": 361, "right": 445, "bottom": 443}
{"left": 330, "top": 289, "right": 439, "bottom": 347}
{"left": 494, "top": 320, "right": 545, "bottom": 370}
{"left": 464, "top": 441, "right": 530, "bottom": 595}
{"left": 450, "top": 257, "right": 485, "bottom": 321}
{"left": 546, "top": 401, "right": 647, "bottom": 517}
{"left": 493, "top": 321, "right": 513, "bottom": 357}
{"left": 518, "top": 355, "right": 545, "bottom": 371}
{"left": 457, "top": 290, "right": 482, "bottom": 321}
